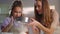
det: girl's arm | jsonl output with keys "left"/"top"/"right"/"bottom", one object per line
{"left": 2, "top": 16, "right": 14, "bottom": 32}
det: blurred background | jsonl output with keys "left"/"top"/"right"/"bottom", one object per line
{"left": 0, "top": 0, "right": 60, "bottom": 34}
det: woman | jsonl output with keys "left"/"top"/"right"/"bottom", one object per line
{"left": 29, "top": 0, "right": 59, "bottom": 34}
{"left": 1, "top": 0, "right": 23, "bottom": 32}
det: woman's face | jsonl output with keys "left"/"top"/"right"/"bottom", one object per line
{"left": 35, "top": 1, "right": 42, "bottom": 14}
{"left": 13, "top": 7, "right": 22, "bottom": 18}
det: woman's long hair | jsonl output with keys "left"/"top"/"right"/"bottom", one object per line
{"left": 10, "top": 0, "right": 23, "bottom": 17}
{"left": 35, "top": 0, "right": 53, "bottom": 28}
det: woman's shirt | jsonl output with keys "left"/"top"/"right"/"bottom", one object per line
{"left": 41, "top": 9, "right": 59, "bottom": 34}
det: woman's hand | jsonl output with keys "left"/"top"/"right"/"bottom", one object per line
{"left": 28, "top": 18, "right": 40, "bottom": 27}
{"left": 28, "top": 18, "right": 40, "bottom": 34}
{"left": 32, "top": 26, "right": 40, "bottom": 34}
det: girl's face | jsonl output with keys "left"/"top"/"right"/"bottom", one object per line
{"left": 13, "top": 7, "right": 22, "bottom": 18}
{"left": 35, "top": 1, "right": 42, "bottom": 14}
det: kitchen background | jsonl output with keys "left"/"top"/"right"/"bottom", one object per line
{"left": 0, "top": 0, "right": 60, "bottom": 34}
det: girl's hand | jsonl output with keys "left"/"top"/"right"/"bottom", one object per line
{"left": 10, "top": 16, "right": 14, "bottom": 26}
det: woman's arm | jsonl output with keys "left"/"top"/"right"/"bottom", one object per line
{"left": 36, "top": 10, "right": 59, "bottom": 34}
{"left": 31, "top": 18, "right": 54, "bottom": 34}
{"left": 29, "top": 10, "right": 59, "bottom": 34}
{"left": 37, "top": 22, "right": 54, "bottom": 34}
